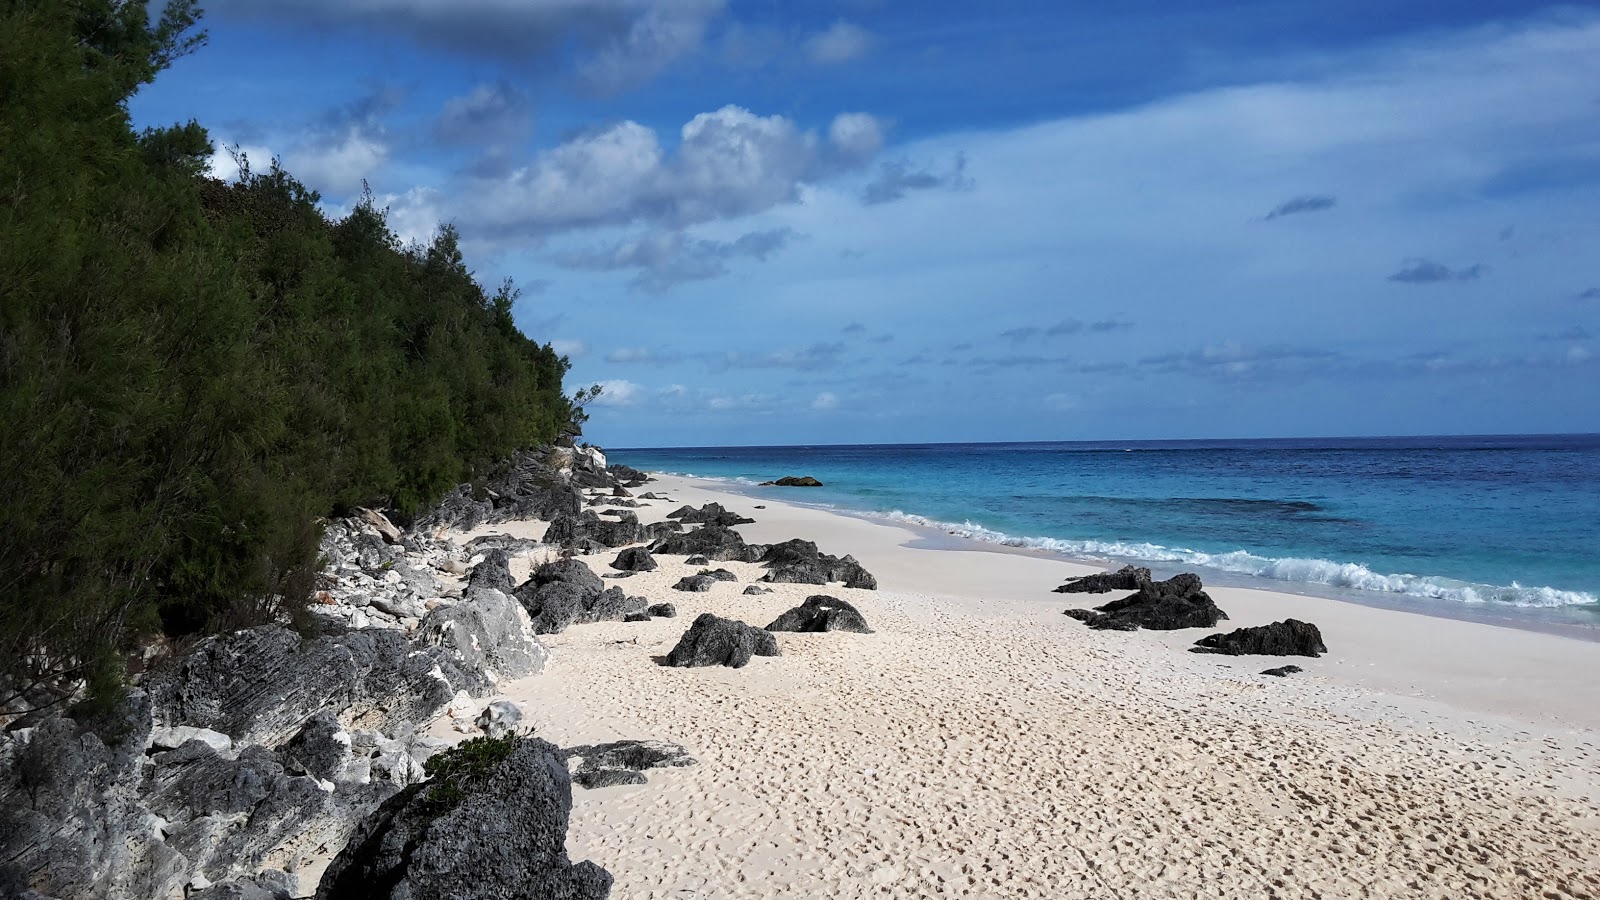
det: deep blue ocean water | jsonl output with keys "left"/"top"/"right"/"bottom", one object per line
{"left": 612, "top": 435, "right": 1600, "bottom": 630}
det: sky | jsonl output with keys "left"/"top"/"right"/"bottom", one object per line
{"left": 129, "top": 0, "right": 1600, "bottom": 447}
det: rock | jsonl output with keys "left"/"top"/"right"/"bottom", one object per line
{"left": 279, "top": 712, "right": 356, "bottom": 783}
{"left": 766, "top": 595, "right": 873, "bottom": 634}
{"left": 1261, "top": 665, "right": 1305, "bottom": 677}
{"left": 357, "top": 508, "right": 403, "bottom": 545}
{"left": 610, "top": 546, "right": 658, "bottom": 572}
{"left": 589, "top": 586, "right": 647, "bottom": 622}
{"left": 315, "top": 736, "right": 612, "bottom": 900}
{"left": 624, "top": 611, "right": 650, "bottom": 623}
{"left": 1052, "top": 564, "right": 1152, "bottom": 594}
{"left": 543, "top": 510, "right": 647, "bottom": 548}
{"left": 150, "top": 726, "right": 233, "bottom": 754}
{"left": 476, "top": 701, "right": 524, "bottom": 739}
{"left": 465, "top": 548, "right": 516, "bottom": 595}
{"left": 189, "top": 871, "right": 296, "bottom": 900}
{"left": 463, "top": 534, "right": 543, "bottom": 557}
{"left": 665, "top": 502, "right": 755, "bottom": 527}
{"left": 759, "top": 476, "right": 823, "bottom": 487}
{"left": 417, "top": 588, "right": 548, "bottom": 683}
{"left": 563, "top": 741, "right": 696, "bottom": 790}
{"left": 757, "top": 539, "right": 877, "bottom": 590}
{"left": 664, "top": 614, "right": 780, "bottom": 668}
{"left": 637, "top": 492, "right": 671, "bottom": 500}
{"left": 603, "top": 571, "right": 636, "bottom": 579}
{"left": 1192, "top": 619, "right": 1327, "bottom": 657}
{"left": 646, "top": 603, "right": 677, "bottom": 618}
{"left": 514, "top": 565, "right": 644, "bottom": 634}
{"left": 753, "top": 505, "right": 765, "bottom": 509}
{"left": 611, "top": 485, "right": 632, "bottom": 497}
{"left": 683, "top": 554, "right": 709, "bottom": 566}
{"left": 671, "top": 569, "right": 735, "bottom": 592}
{"left": 526, "top": 558, "right": 605, "bottom": 596}
{"left": 519, "top": 582, "right": 593, "bottom": 634}
{"left": 411, "top": 485, "right": 494, "bottom": 534}
{"left": 145, "top": 626, "right": 486, "bottom": 748}
{"left": 649, "top": 525, "right": 767, "bottom": 562}
{"left": 742, "top": 585, "right": 772, "bottom": 596}
{"left": 1062, "top": 573, "right": 1227, "bottom": 631}
{"left": 644, "top": 520, "right": 683, "bottom": 539}
{"left": 608, "top": 463, "right": 649, "bottom": 485}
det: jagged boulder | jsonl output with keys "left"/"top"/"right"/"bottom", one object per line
{"left": 412, "top": 485, "right": 494, "bottom": 533}
{"left": 647, "top": 603, "right": 677, "bottom": 618}
{"left": 610, "top": 547, "right": 658, "bottom": 572}
{"left": 1062, "top": 573, "right": 1227, "bottom": 631}
{"left": 664, "top": 614, "right": 780, "bottom": 669}
{"left": 649, "top": 525, "right": 767, "bottom": 562}
{"left": 543, "top": 510, "right": 646, "bottom": 548}
{"left": 683, "top": 555, "right": 709, "bottom": 566}
{"left": 665, "top": 502, "right": 755, "bottom": 527}
{"left": 526, "top": 558, "right": 605, "bottom": 596}
{"left": 608, "top": 464, "right": 649, "bottom": 486}
{"left": 645, "top": 520, "right": 683, "bottom": 539}
{"left": 672, "top": 568, "right": 737, "bottom": 592}
{"left": 563, "top": 741, "right": 696, "bottom": 789}
{"left": 742, "top": 585, "right": 772, "bottom": 596}
{"left": 1052, "top": 565, "right": 1152, "bottom": 594}
{"left": 464, "top": 534, "right": 543, "bottom": 557}
{"left": 766, "top": 595, "right": 873, "bottom": 634}
{"left": 315, "top": 737, "right": 612, "bottom": 900}
{"left": 417, "top": 588, "right": 548, "bottom": 683}
{"left": 465, "top": 549, "right": 516, "bottom": 594}
{"left": 280, "top": 712, "right": 360, "bottom": 784}
{"left": 757, "top": 539, "right": 877, "bottom": 590}
{"left": 1192, "top": 619, "right": 1327, "bottom": 657}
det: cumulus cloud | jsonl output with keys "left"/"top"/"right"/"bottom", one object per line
{"left": 1262, "top": 194, "right": 1336, "bottom": 220}
{"left": 213, "top": 0, "right": 726, "bottom": 93}
{"left": 591, "top": 379, "right": 643, "bottom": 406}
{"left": 805, "top": 20, "right": 873, "bottom": 65}
{"left": 812, "top": 391, "right": 840, "bottom": 410}
{"left": 435, "top": 81, "right": 532, "bottom": 145}
{"left": 556, "top": 226, "right": 797, "bottom": 290}
{"left": 862, "top": 154, "right": 970, "bottom": 205}
{"left": 1387, "top": 258, "right": 1485, "bottom": 283}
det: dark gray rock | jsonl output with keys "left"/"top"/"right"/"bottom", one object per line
{"left": 607, "top": 464, "right": 649, "bottom": 486}
{"left": 664, "top": 614, "right": 780, "bottom": 669}
{"left": 412, "top": 485, "right": 494, "bottom": 534}
{"left": 757, "top": 539, "right": 877, "bottom": 590}
{"left": 624, "top": 611, "right": 651, "bottom": 623}
{"left": 611, "top": 485, "right": 632, "bottom": 498}
{"left": 589, "top": 587, "right": 647, "bottom": 622}
{"left": 519, "top": 582, "right": 593, "bottom": 635}
{"left": 315, "top": 737, "right": 612, "bottom": 900}
{"left": 466, "top": 549, "right": 516, "bottom": 595}
{"left": 190, "top": 871, "right": 297, "bottom": 900}
{"left": 759, "top": 476, "right": 823, "bottom": 487}
{"left": 646, "top": 603, "right": 677, "bottom": 618}
{"left": 280, "top": 712, "right": 355, "bottom": 783}
{"left": 527, "top": 558, "right": 605, "bottom": 596}
{"left": 610, "top": 547, "right": 658, "bottom": 572}
{"left": 650, "top": 525, "right": 767, "bottom": 563}
{"left": 1261, "top": 665, "right": 1305, "bottom": 677}
{"left": 644, "top": 520, "right": 683, "bottom": 539}
{"left": 543, "top": 510, "right": 647, "bottom": 549}
{"left": 665, "top": 502, "right": 755, "bottom": 527}
{"left": 683, "top": 554, "right": 709, "bottom": 566}
{"left": 1062, "top": 573, "right": 1227, "bottom": 631}
{"left": 742, "top": 585, "right": 773, "bottom": 596}
{"left": 417, "top": 588, "right": 547, "bottom": 683}
{"left": 464, "top": 534, "right": 543, "bottom": 557}
{"left": 766, "top": 595, "right": 873, "bottom": 634}
{"left": 1052, "top": 565, "right": 1153, "bottom": 594}
{"left": 564, "top": 741, "right": 695, "bottom": 790}
{"left": 1192, "top": 619, "right": 1327, "bottom": 657}
{"left": 671, "top": 569, "right": 735, "bottom": 593}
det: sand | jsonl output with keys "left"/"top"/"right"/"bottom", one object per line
{"left": 439, "top": 475, "right": 1600, "bottom": 899}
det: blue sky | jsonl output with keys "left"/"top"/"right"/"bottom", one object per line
{"left": 130, "top": 1, "right": 1600, "bottom": 447}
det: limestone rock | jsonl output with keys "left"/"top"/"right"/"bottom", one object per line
{"left": 664, "top": 614, "right": 780, "bottom": 669}
{"left": 1052, "top": 565, "right": 1152, "bottom": 594}
{"left": 766, "top": 595, "right": 873, "bottom": 634}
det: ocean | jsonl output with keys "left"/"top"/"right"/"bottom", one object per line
{"left": 611, "top": 435, "right": 1600, "bottom": 632}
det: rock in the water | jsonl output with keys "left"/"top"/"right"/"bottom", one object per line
{"left": 610, "top": 547, "right": 658, "bottom": 572}
{"left": 766, "top": 595, "right": 873, "bottom": 634}
{"left": 742, "top": 585, "right": 772, "bottom": 596}
{"left": 417, "top": 587, "right": 548, "bottom": 683}
{"left": 757, "top": 538, "right": 877, "bottom": 590}
{"left": 663, "top": 614, "right": 780, "bottom": 668}
{"left": 465, "top": 549, "right": 516, "bottom": 595}
{"left": 683, "top": 554, "right": 709, "bottom": 566}
{"left": 1062, "top": 573, "right": 1227, "bottom": 631}
{"left": 646, "top": 603, "right": 677, "bottom": 618}
{"left": 476, "top": 701, "right": 524, "bottom": 739}
{"left": 563, "top": 741, "right": 696, "bottom": 790}
{"left": 1261, "top": 665, "right": 1305, "bottom": 677}
{"left": 1192, "top": 619, "right": 1327, "bottom": 657}
{"left": 759, "top": 476, "right": 823, "bottom": 487}
{"left": 315, "top": 736, "right": 612, "bottom": 900}
{"left": 1052, "top": 564, "right": 1152, "bottom": 594}
{"left": 649, "top": 525, "right": 767, "bottom": 563}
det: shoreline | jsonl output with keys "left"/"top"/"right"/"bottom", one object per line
{"left": 665, "top": 472, "right": 1600, "bottom": 644}
{"left": 446, "top": 472, "right": 1600, "bottom": 899}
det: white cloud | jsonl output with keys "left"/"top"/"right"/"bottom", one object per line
{"left": 591, "top": 379, "right": 642, "bottom": 406}
{"left": 812, "top": 391, "right": 840, "bottom": 410}
{"left": 804, "top": 20, "right": 873, "bottom": 65}
{"left": 828, "top": 113, "right": 887, "bottom": 163}
{"left": 550, "top": 339, "right": 587, "bottom": 359}
{"left": 606, "top": 347, "right": 653, "bottom": 363}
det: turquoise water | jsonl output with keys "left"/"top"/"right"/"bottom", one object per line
{"left": 612, "top": 435, "right": 1600, "bottom": 630}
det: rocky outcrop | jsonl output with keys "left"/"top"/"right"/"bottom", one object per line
{"left": 514, "top": 561, "right": 646, "bottom": 634}
{"left": 664, "top": 614, "right": 781, "bottom": 669}
{"left": 665, "top": 502, "right": 755, "bottom": 527}
{"left": 757, "top": 539, "right": 877, "bottom": 590}
{"left": 610, "top": 547, "right": 658, "bottom": 572}
{"left": 526, "top": 558, "right": 605, "bottom": 596}
{"left": 1052, "top": 565, "right": 1152, "bottom": 594}
{"left": 315, "top": 737, "right": 612, "bottom": 900}
{"left": 608, "top": 463, "right": 649, "bottom": 486}
{"left": 672, "top": 569, "right": 738, "bottom": 592}
{"left": 543, "top": 510, "right": 647, "bottom": 549}
{"left": 465, "top": 548, "right": 516, "bottom": 594}
{"left": 759, "top": 476, "right": 823, "bottom": 487}
{"left": 650, "top": 525, "right": 767, "bottom": 563}
{"left": 411, "top": 484, "right": 494, "bottom": 534}
{"left": 563, "top": 741, "right": 696, "bottom": 789}
{"left": 1192, "top": 619, "right": 1327, "bottom": 657}
{"left": 766, "top": 595, "right": 873, "bottom": 634}
{"left": 417, "top": 588, "right": 548, "bottom": 684}
{"left": 1062, "top": 573, "right": 1226, "bottom": 631}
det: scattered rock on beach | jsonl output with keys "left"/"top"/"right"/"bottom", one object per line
{"left": 1192, "top": 619, "right": 1327, "bottom": 657}
{"left": 672, "top": 569, "right": 738, "bottom": 592}
{"left": 543, "top": 510, "right": 646, "bottom": 549}
{"left": 1053, "top": 565, "right": 1153, "bottom": 594}
{"left": 563, "top": 740, "right": 697, "bottom": 789}
{"left": 767, "top": 595, "right": 873, "bottom": 634}
{"left": 647, "top": 603, "right": 677, "bottom": 618}
{"left": 758, "top": 538, "right": 878, "bottom": 589}
{"left": 742, "top": 585, "right": 772, "bottom": 596}
{"left": 1261, "top": 665, "right": 1305, "bottom": 677}
{"left": 650, "top": 525, "right": 767, "bottom": 562}
{"left": 610, "top": 547, "right": 658, "bottom": 572}
{"left": 1062, "top": 573, "right": 1226, "bottom": 631}
{"left": 683, "top": 554, "right": 709, "bottom": 566}
{"left": 465, "top": 549, "right": 516, "bottom": 595}
{"left": 759, "top": 476, "right": 823, "bottom": 487}
{"left": 664, "top": 614, "right": 780, "bottom": 668}
{"left": 665, "top": 502, "right": 755, "bottom": 527}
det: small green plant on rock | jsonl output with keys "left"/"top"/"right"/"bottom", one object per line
{"left": 419, "top": 732, "right": 523, "bottom": 814}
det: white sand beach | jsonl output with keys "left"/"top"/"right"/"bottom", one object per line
{"left": 447, "top": 474, "right": 1600, "bottom": 899}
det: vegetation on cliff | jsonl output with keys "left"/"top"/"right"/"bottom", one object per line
{"left": 0, "top": 0, "right": 580, "bottom": 708}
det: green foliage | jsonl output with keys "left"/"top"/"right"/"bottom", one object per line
{"left": 420, "top": 733, "right": 525, "bottom": 813}
{"left": 0, "top": 1, "right": 578, "bottom": 710}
